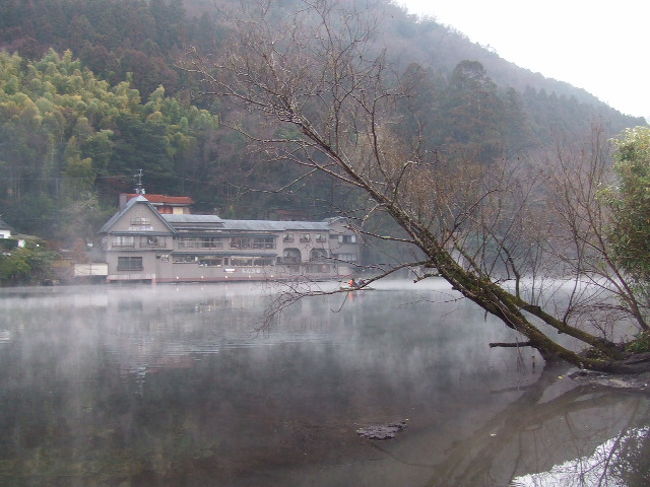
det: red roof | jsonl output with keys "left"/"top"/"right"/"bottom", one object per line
{"left": 125, "top": 194, "right": 193, "bottom": 205}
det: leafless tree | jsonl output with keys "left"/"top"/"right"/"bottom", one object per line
{"left": 185, "top": 0, "right": 648, "bottom": 372}
{"left": 545, "top": 131, "right": 649, "bottom": 334}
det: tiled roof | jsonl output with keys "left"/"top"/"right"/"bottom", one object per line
{"left": 221, "top": 219, "right": 330, "bottom": 231}
{"left": 162, "top": 215, "right": 330, "bottom": 232}
{"left": 103, "top": 199, "right": 336, "bottom": 234}
{"left": 124, "top": 194, "right": 194, "bottom": 205}
{"left": 163, "top": 214, "right": 224, "bottom": 224}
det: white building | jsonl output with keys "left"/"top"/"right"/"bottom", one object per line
{"left": 99, "top": 196, "right": 360, "bottom": 283}
{"left": 0, "top": 217, "right": 12, "bottom": 239}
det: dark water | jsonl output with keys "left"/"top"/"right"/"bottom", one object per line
{"left": 0, "top": 281, "right": 647, "bottom": 486}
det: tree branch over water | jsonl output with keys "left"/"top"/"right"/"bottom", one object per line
{"left": 186, "top": 0, "right": 650, "bottom": 372}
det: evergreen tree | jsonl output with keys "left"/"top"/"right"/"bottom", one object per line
{"left": 0, "top": 50, "right": 219, "bottom": 242}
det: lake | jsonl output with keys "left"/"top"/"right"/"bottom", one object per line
{"left": 0, "top": 280, "right": 648, "bottom": 486}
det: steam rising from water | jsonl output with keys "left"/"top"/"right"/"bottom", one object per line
{"left": 0, "top": 280, "right": 646, "bottom": 486}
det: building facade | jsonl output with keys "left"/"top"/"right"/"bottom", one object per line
{"left": 0, "top": 217, "right": 12, "bottom": 239}
{"left": 99, "top": 196, "right": 359, "bottom": 283}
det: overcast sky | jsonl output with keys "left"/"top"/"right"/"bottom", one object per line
{"left": 397, "top": 0, "right": 649, "bottom": 121}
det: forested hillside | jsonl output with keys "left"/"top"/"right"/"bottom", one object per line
{"left": 0, "top": 0, "right": 645, "bottom": 245}
{"left": 0, "top": 0, "right": 216, "bottom": 97}
{"left": 0, "top": 50, "right": 219, "bottom": 242}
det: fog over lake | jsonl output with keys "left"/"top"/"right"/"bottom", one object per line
{"left": 0, "top": 281, "right": 648, "bottom": 486}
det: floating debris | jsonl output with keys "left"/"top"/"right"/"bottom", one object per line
{"left": 568, "top": 369, "right": 650, "bottom": 391}
{"left": 356, "top": 420, "right": 408, "bottom": 440}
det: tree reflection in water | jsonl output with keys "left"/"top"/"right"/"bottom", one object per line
{"left": 403, "top": 368, "right": 650, "bottom": 487}
{"left": 510, "top": 426, "right": 649, "bottom": 486}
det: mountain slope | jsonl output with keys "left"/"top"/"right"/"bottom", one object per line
{"left": 0, "top": 0, "right": 645, "bottom": 240}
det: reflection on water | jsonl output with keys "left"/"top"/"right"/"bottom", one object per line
{"left": 513, "top": 426, "right": 650, "bottom": 486}
{"left": 0, "top": 281, "right": 647, "bottom": 486}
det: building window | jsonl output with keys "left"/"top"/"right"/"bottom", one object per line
{"left": 131, "top": 217, "right": 150, "bottom": 226}
{"left": 117, "top": 256, "right": 143, "bottom": 271}
{"left": 230, "top": 236, "right": 275, "bottom": 249}
{"left": 173, "top": 255, "right": 197, "bottom": 264}
{"left": 299, "top": 233, "right": 311, "bottom": 243}
{"left": 129, "top": 217, "right": 153, "bottom": 231}
{"left": 338, "top": 235, "right": 357, "bottom": 244}
{"left": 279, "top": 248, "right": 301, "bottom": 264}
{"left": 141, "top": 236, "right": 164, "bottom": 248}
{"left": 230, "top": 257, "right": 275, "bottom": 267}
{"left": 255, "top": 237, "right": 275, "bottom": 249}
{"left": 179, "top": 237, "right": 223, "bottom": 249}
{"left": 112, "top": 236, "right": 135, "bottom": 248}
{"left": 310, "top": 248, "right": 328, "bottom": 261}
{"left": 200, "top": 237, "right": 223, "bottom": 248}
{"left": 315, "top": 234, "right": 326, "bottom": 243}
{"left": 179, "top": 238, "right": 199, "bottom": 248}
{"left": 283, "top": 233, "right": 294, "bottom": 243}
{"left": 198, "top": 256, "right": 225, "bottom": 266}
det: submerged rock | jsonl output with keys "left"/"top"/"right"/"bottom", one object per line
{"left": 356, "top": 420, "right": 408, "bottom": 440}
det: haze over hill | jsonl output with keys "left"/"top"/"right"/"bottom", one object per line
{"left": 0, "top": 0, "right": 645, "bottom": 245}
{"left": 399, "top": 0, "right": 650, "bottom": 122}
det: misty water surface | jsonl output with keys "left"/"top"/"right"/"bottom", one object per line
{"left": 0, "top": 280, "right": 648, "bottom": 486}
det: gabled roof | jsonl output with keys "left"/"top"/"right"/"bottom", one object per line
{"left": 99, "top": 195, "right": 175, "bottom": 234}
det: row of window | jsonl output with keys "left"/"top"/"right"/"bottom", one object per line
{"left": 280, "top": 233, "right": 356, "bottom": 244}
{"left": 338, "top": 235, "right": 356, "bottom": 244}
{"left": 230, "top": 236, "right": 275, "bottom": 249}
{"left": 178, "top": 237, "right": 224, "bottom": 249}
{"left": 116, "top": 251, "right": 348, "bottom": 271}
{"left": 126, "top": 217, "right": 346, "bottom": 241}
{"left": 112, "top": 235, "right": 356, "bottom": 249}
{"left": 116, "top": 256, "right": 334, "bottom": 273}
{"left": 171, "top": 255, "right": 276, "bottom": 267}
{"left": 289, "top": 234, "right": 357, "bottom": 245}
{"left": 113, "top": 236, "right": 280, "bottom": 249}
{"left": 283, "top": 233, "right": 327, "bottom": 243}
{"left": 112, "top": 236, "right": 166, "bottom": 248}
